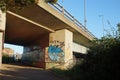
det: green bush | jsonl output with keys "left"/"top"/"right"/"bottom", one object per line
{"left": 2, "top": 54, "right": 14, "bottom": 63}
{"left": 83, "top": 37, "right": 120, "bottom": 80}
{"left": 51, "top": 37, "right": 120, "bottom": 80}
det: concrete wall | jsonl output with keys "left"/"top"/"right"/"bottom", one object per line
{"left": 73, "top": 42, "right": 88, "bottom": 54}
{"left": 64, "top": 29, "right": 73, "bottom": 68}
{"left": 22, "top": 29, "right": 89, "bottom": 69}
{"left": 22, "top": 46, "right": 45, "bottom": 68}
{"left": 0, "top": 32, "right": 3, "bottom": 68}
{"left": 22, "top": 34, "right": 49, "bottom": 68}
{"left": 45, "top": 29, "right": 73, "bottom": 69}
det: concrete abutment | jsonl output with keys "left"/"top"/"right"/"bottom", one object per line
{"left": 22, "top": 29, "right": 73, "bottom": 69}
{"left": 0, "top": 10, "right": 6, "bottom": 69}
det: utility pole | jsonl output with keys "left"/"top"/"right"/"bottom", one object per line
{"left": 84, "top": 0, "right": 87, "bottom": 27}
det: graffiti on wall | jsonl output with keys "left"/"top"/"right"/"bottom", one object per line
{"left": 48, "top": 40, "right": 64, "bottom": 62}
{"left": 22, "top": 46, "right": 45, "bottom": 64}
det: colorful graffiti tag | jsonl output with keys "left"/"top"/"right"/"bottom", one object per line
{"left": 48, "top": 40, "right": 64, "bottom": 62}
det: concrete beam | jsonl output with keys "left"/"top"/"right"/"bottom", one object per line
{"left": 37, "top": 0, "right": 95, "bottom": 40}
{"left": 7, "top": 2, "right": 94, "bottom": 47}
{"left": 7, "top": 11, "right": 55, "bottom": 32}
{"left": 5, "top": 11, "right": 55, "bottom": 46}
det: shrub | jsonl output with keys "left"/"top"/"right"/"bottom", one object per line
{"left": 2, "top": 54, "right": 14, "bottom": 63}
{"left": 51, "top": 37, "right": 120, "bottom": 80}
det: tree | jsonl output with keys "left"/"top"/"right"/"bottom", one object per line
{"left": 0, "top": 0, "right": 58, "bottom": 12}
{"left": 117, "top": 23, "right": 120, "bottom": 38}
{"left": 0, "top": 0, "right": 38, "bottom": 12}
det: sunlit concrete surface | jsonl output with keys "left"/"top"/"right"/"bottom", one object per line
{"left": 0, "top": 64, "right": 67, "bottom": 80}
{"left": 0, "top": 0, "right": 95, "bottom": 69}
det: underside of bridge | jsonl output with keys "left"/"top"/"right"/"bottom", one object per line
{"left": 5, "top": 12, "right": 50, "bottom": 46}
{"left": 1, "top": 1, "right": 95, "bottom": 69}
{"left": 5, "top": 3, "right": 93, "bottom": 47}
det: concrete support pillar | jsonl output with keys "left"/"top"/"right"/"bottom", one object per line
{"left": 0, "top": 10, "right": 6, "bottom": 69}
{"left": 0, "top": 32, "right": 3, "bottom": 68}
{"left": 45, "top": 29, "right": 73, "bottom": 69}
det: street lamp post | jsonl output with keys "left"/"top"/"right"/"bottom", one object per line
{"left": 99, "top": 15, "right": 104, "bottom": 37}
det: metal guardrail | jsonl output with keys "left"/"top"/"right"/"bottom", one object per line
{"left": 48, "top": 3, "right": 96, "bottom": 38}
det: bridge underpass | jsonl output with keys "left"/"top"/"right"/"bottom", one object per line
{"left": 5, "top": 11, "right": 51, "bottom": 46}
{"left": 0, "top": 0, "right": 95, "bottom": 69}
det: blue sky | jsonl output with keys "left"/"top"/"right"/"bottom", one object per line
{"left": 4, "top": 0, "right": 120, "bottom": 53}
{"left": 4, "top": 43, "right": 23, "bottom": 54}
{"left": 58, "top": 0, "right": 120, "bottom": 38}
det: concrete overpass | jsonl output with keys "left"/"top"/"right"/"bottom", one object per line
{"left": 0, "top": 0, "right": 95, "bottom": 69}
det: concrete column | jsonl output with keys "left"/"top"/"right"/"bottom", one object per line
{"left": 45, "top": 29, "right": 73, "bottom": 69}
{"left": 0, "top": 10, "right": 6, "bottom": 69}
{"left": 0, "top": 10, "right": 6, "bottom": 31}
{"left": 0, "top": 32, "right": 3, "bottom": 68}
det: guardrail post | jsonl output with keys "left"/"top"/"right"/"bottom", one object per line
{"left": 62, "top": 6, "right": 64, "bottom": 15}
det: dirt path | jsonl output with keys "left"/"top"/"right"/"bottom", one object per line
{"left": 0, "top": 64, "right": 64, "bottom": 80}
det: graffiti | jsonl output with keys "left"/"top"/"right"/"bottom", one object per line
{"left": 50, "top": 40, "right": 64, "bottom": 47}
{"left": 48, "top": 40, "right": 64, "bottom": 62}
{"left": 22, "top": 46, "right": 45, "bottom": 64}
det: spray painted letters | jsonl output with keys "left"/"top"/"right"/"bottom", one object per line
{"left": 48, "top": 40, "right": 64, "bottom": 62}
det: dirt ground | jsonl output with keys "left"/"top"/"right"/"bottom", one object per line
{"left": 0, "top": 64, "right": 66, "bottom": 80}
